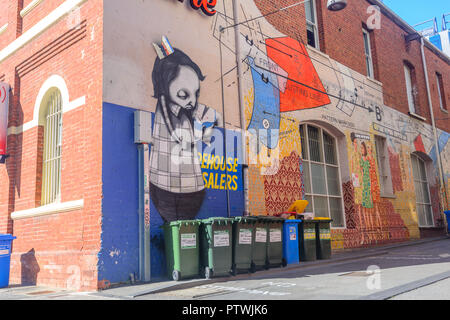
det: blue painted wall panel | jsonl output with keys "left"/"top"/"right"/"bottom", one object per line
{"left": 100, "top": 102, "right": 245, "bottom": 281}
{"left": 99, "top": 102, "right": 140, "bottom": 284}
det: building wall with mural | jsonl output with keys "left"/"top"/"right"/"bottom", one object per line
{"left": 100, "top": 0, "right": 449, "bottom": 283}
{"left": 2, "top": 0, "right": 447, "bottom": 291}
{"left": 233, "top": 1, "right": 449, "bottom": 251}
{"left": 101, "top": 0, "right": 245, "bottom": 281}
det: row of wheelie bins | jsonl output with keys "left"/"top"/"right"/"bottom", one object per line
{"left": 163, "top": 216, "right": 333, "bottom": 281}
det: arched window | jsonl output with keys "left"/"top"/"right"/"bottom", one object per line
{"left": 411, "top": 153, "right": 433, "bottom": 227}
{"left": 300, "top": 123, "right": 345, "bottom": 228}
{"left": 40, "top": 90, "right": 63, "bottom": 205}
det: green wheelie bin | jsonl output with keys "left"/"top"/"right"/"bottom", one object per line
{"left": 299, "top": 219, "right": 318, "bottom": 261}
{"left": 232, "top": 216, "right": 256, "bottom": 275}
{"left": 315, "top": 218, "right": 333, "bottom": 260}
{"left": 163, "top": 220, "right": 201, "bottom": 281}
{"left": 258, "top": 216, "right": 285, "bottom": 269}
{"left": 200, "top": 217, "right": 234, "bottom": 279}
{"left": 251, "top": 217, "right": 269, "bottom": 272}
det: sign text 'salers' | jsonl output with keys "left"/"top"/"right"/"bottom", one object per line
{"left": 177, "top": 0, "right": 217, "bottom": 16}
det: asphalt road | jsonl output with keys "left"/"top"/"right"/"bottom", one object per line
{"left": 137, "top": 238, "right": 450, "bottom": 300}
{"left": 1, "top": 238, "right": 449, "bottom": 301}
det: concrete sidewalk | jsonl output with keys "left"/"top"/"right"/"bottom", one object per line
{"left": 95, "top": 235, "right": 449, "bottom": 299}
{"left": 1, "top": 235, "right": 448, "bottom": 300}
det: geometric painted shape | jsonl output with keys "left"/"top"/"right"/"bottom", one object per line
{"left": 247, "top": 56, "right": 280, "bottom": 150}
{"left": 413, "top": 134, "right": 426, "bottom": 154}
{"left": 265, "top": 37, "right": 331, "bottom": 112}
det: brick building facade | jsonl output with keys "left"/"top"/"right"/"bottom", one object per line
{"left": 0, "top": 0, "right": 448, "bottom": 291}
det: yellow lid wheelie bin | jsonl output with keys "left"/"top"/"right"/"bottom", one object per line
{"left": 298, "top": 219, "right": 318, "bottom": 262}
{"left": 315, "top": 218, "right": 333, "bottom": 260}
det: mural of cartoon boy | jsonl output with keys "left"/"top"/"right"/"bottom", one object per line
{"left": 149, "top": 47, "right": 223, "bottom": 222}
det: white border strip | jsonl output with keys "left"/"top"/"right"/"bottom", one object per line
{"left": 0, "top": 23, "right": 8, "bottom": 36}
{"left": 20, "top": 0, "right": 45, "bottom": 18}
{"left": 0, "top": 0, "right": 88, "bottom": 63}
{"left": 11, "top": 199, "right": 84, "bottom": 220}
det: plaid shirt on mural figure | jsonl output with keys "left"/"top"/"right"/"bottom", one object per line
{"left": 149, "top": 101, "right": 219, "bottom": 194}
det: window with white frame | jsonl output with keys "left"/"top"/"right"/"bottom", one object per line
{"left": 41, "top": 90, "right": 63, "bottom": 206}
{"left": 305, "top": 0, "right": 320, "bottom": 49}
{"left": 411, "top": 153, "right": 434, "bottom": 227}
{"left": 436, "top": 72, "right": 447, "bottom": 112}
{"left": 300, "top": 124, "right": 345, "bottom": 228}
{"left": 404, "top": 63, "right": 417, "bottom": 114}
{"left": 363, "top": 28, "right": 374, "bottom": 78}
{"left": 374, "top": 135, "right": 393, "bottom": 196}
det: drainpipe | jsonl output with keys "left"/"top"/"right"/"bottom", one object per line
{"left": 419, "top": 37, "right": 449, "bottom": 216}
{"left": 137, "top": 143, "right": 151, "bottom": 282}
{"left": 232, "top": 0, "right": 250, "bottom": 215}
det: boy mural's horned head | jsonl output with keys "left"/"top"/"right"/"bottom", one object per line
{"left": 151, "top": 47, "right": 207, "bottom": 145}
{"left": 152, "top": 48, "right": 206, "bottom": 102}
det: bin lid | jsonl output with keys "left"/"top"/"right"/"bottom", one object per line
{"left": 202, "top": 217, "right": 235, "bottom": 225}
{"left": 0, "top": 234, "right": 16, "bottom": 241}
{"left": 313, "top": 217, "right": 333, "bottom": 223}
{"left": 233, "top": 216, "right": 257, "bottom": 223}
{"left": 284, "top": 219, "right": 302, "bottom": 224}
{"left": 257, "top": 215, "right": 285, "bottom": 223}
{"left": 287, "top": 200, "right": 309, "bottom": 214}
{"left": 167, "top": 220, "right": 202, "bottom": 227}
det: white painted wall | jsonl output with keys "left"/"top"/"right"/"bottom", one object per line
{"left": 103, "top": 0, "right": 241, "bottom": 127}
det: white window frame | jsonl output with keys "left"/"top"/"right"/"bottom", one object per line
{"left": 411, "top": 153, "right": 434, "bottom": 228}
{"left": 300, "top": 123, "right": 346, "bottom": 229}
{"left": 436, "top": 72, "right": 447, "bottom": 112}
{"left": 404, "top": 63, "right": 416, "bottom": 114}
{"left": 363, "top": 29, "right": 374, "bottom": 78}
{"left": 305, "top": 0, "right": 320, "bottom": 50}
{"left": 41, "top": 90, "right": 63, "bottom": 206}
{"left": 374, "top": 135, "right": 394, "bottom": 197}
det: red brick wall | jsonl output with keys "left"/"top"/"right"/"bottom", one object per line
{"left": 0, "top": 1, "right": 23, "bottom": 50}
{"left": 22, "top": 0, "right": 66, "bottom": 34}
{"left": 0, "top": 0, "right": 103, "bottom": 291}
{"left": 254, "top": 0, "right": 450, "bottom": 133}
{"left": 424, "top": 46, "right": 450, "bottom": 133}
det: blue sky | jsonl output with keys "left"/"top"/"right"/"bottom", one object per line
{"left": 382, "top": 0, "right": 449, "bottom": 31}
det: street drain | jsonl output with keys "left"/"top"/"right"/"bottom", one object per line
{"left": 340, "top": 271, "right": 371, "bottom": 277}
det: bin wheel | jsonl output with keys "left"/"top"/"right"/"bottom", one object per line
{"left": 172, "top": 270, "right": 181, "bottom": 281}
{"left": 282, "top": 258, "right": 287, "bottom": 267}
{"left": 231, "top": 264, "right": 237, "bottom": 276}
{"left": 250, "top": 262, "right": 256, "bottom": 274}
{"left": 204, "top": 267, "right": 213, "bottom": 280}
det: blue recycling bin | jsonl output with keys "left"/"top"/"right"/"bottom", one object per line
{"left": 445, "top": 211, "right": 450, "bottom": 233}
{"left": 282, "top": 219, "right": 301, "bottom": 265}
{"left": 0, "top": 234, "right": 16, "bottom": 288}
